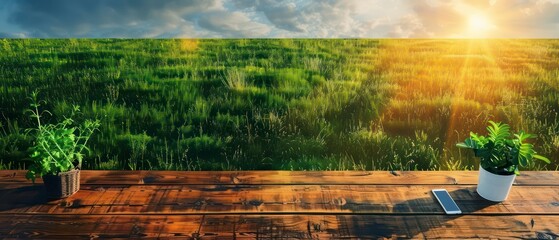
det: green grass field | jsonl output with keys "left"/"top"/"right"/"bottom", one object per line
{"left": 1, "top": 39, "right": 558, "bottom": 171}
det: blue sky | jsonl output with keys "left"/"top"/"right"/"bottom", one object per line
{"left": 1, "top": 0, "right": 559, "bottom": 38}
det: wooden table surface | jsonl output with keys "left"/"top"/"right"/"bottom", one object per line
{"left": 0, "top": 170, "right": 558, "bottom": 239}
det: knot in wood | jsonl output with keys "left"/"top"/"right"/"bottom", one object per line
{"left": 451, "top": 178, "right": 458, "bottom": 184}
{"left": 332, "top": 197, "right": 347, "bottom": 206}
{"left": 313, "top": 223, "right": 322, "bottom": 231}
{"left": 230, "top": 174, "right": 241, "bottom": 184}
{"left": 130, "top": 224, "right": 144, "bottom": 236}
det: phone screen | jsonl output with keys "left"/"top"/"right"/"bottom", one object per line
{"left": 433, "top": 190, "right": 461, "bottom": 213}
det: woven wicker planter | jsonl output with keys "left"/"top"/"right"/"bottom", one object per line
{"left": 42, "top": 169, "right": 80, "bottom": 199}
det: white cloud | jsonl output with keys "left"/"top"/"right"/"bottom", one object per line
{"left": 198, "top": 11, "right": 271, "bottom": 37}
{"left": 389, "top": 14, "right": 430, "bottom": 38}
{"left": 1, "top": 0, "right": 558, "bottom": 38}
{"left": 233, "top": 0, "right": 306, "bottom": 32}
{"left": 233, "top": 0, "right": 400, "bottom": 37}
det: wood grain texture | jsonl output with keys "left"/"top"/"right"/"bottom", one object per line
{"left": 1, "top": 184, "right": 558, "bottom": 215}
{"left": 2, "top": 170, "right": 558, "bottom": 185}
{"left": 0, "top": 214, "right": 558, "bottom": 239}
{"left": 0, "top": 170, "right": 558, "bottom": 238}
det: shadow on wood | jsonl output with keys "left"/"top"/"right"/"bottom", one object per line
{"left": 0, "top": 185, "right": 48, "bottom": 212}
{"left": 342, "top": 187, "right": 499, "bottom": 238}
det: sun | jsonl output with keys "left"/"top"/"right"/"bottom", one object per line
{"left": 469, "top": 15, "right": 493, "bottom": 31}
{"left": 466, "top": 14, "right": 496, "bottom": 38}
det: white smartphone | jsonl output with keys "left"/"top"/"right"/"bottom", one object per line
{"left": 432, "top": 189, "right": 462, "bottom": 214}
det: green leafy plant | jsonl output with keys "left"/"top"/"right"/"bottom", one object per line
{"left": 456, "top": 121, "right": 550, "bottom": 175}
{"left": 25, "top": 92, "right": 100, "bottom": 182}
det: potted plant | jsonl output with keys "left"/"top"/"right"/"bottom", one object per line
{"left": 25, "top": 92, "right": 99, "bottom": 199}
{"left": 456, "top": 121, "right": 549, "bottom": 202}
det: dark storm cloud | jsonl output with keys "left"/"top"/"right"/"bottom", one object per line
{"left": 0, "top": 32, "right": 20, "bottom": 38}
{"left": 6, "top": 0, "right": 270, "bottom": 37}
{"left": 9, "top": 0, "right": 206, "bottom": 36}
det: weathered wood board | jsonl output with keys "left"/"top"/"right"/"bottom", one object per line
{"left": 0, "top": 170, "right": 558, "bottom": 239}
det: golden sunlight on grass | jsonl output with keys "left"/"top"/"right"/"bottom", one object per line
{"left": 378, "top": 39, "right": 552, "bottom": 168}
{"left": 179, "top": 39, "right": 199, "bottom": 52}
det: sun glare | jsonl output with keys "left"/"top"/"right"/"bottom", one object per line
{"left": 467, "top": 14, "right": 496, "bottom": 38}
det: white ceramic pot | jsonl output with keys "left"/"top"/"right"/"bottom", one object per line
{"left": 477, "top": 165, "right": 516, "bottom": 202}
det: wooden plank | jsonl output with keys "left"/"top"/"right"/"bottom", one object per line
{"left": 2, "top": 185, "right": 558, "bottom": 215}
{"left": 0, "top": 170, "right": 558, "bottom": 238}
{"left": 83, "top": 170, "right": 559, "bottom": 186}
{"left": 2, "top": 170, "right": 559, "bottom": 186}
{"left": 198, "top": 215, "right": 559, "bottom": 239}
{"left": 0, "top": 170, "right": 145, "bottom": 185}
{"left": 1, "top": 214, "right": 202, "bottom": 239}
{"left": 0, "top": 214, "right": 557, "bottom": 239}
